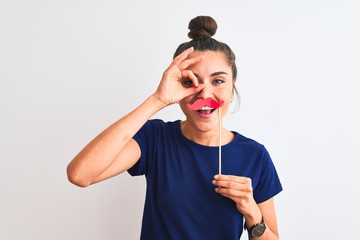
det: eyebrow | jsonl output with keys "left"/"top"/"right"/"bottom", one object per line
{"left": 211, "top": 71, "right": 228, "bottom": 77}
{"left": 194, "top": 71, "right": 229, "bottom": 79}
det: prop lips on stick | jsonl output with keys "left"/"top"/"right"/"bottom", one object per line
{"left": 187, "top": 97, "right": 224, "bottom": 174}
{"left": 187, "top": 97, "right": 224, "bottom": 111}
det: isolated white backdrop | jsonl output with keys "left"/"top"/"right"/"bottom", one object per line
{"left": 1, "top": 0, "right": 359, "bottom": 239}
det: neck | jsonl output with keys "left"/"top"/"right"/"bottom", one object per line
{"left": 180, "top": 120, "right": 233, "bottom": 146}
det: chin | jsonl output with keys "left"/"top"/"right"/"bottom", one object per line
{"left": 190, "top": 118, "right": 219, "bottom": 132}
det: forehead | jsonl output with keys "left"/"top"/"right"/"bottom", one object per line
{"left": 187, "top": 51, "right": 231, "bottom": 75}
{"left": 189, "top": 50, "right": 227, "bottom": 63}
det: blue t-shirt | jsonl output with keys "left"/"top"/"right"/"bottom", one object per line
{"left": 128, "top": 119, "right": 282, "bottom": 240}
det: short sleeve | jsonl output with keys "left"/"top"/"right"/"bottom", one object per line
{"left": 253, "top": 146, "right": 283, "bottom": 203}
{"left": 127, "top": 120, "right": 154, "bottom": 176}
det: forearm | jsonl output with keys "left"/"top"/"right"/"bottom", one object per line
{"left": 67, "top": 94, "right": 165, "bottom": 187}
{"left": 243, "top": 203, "right": 279, "bottom": 240}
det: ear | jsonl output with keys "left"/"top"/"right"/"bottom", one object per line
{"left": 232, "top": 78, "right": 237, "bottom": 94}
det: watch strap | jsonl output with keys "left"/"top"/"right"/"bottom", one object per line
{"left": 244, "top": 216, "right": 266, "bottom": 238}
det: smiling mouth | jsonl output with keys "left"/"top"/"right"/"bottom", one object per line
{"left": 197, "top": 106, "right": 216, "bottom": 115}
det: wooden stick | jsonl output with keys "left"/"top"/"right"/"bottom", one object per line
{"left": 218, "top": 107, "right": 222, "bottom": 175}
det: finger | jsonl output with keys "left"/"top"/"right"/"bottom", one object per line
{"left": 215, "top": 186, "right": 243, "bottom": 198}
{"left": 214, "top": 174, "right": 250, "bottom": 184}
{"left": 172, "top": 47, "right": 194, "bottom": 66}
{"left": 213, "top": 180, "right": 246, "bottom": 192}
{"left": 181, "top": 70, "right": 199, "bottom": 88}
{"left": 212, "top": 178, "right": 252, "bottom": 192}
{"left": 182, "top": 87, "right": 202, "bottom": 99}
{"left": 178, "top": 54, "right": 204, "bottom": 70}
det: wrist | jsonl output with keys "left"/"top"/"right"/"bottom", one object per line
{"left": 243, "top": 205, "right": 262, "bottom": 228}
{"left": 149, "top": 94, "right": 168, "bottom": 110}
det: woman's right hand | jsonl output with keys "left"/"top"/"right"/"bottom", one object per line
{"left": 152, "top": 47, "right": 204, "bottom": 108}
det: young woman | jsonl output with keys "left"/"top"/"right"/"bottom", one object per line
{"left": 67, "top": 16, "right": 282, "bottom": 240}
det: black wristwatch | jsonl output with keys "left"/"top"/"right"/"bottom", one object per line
{"left": 245, "top": 217, "right": 266, "bottom": 238}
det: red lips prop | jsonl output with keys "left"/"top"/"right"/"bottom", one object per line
{"left": 187, "top": 97, "right": 224, "bottom": 110}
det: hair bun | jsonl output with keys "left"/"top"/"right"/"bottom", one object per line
{"left": 188, "top": 16, "right": 218, "bottom": 39}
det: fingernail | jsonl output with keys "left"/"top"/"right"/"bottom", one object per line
{"left": 214, "top": 175, "right": 218, "bottom": 179}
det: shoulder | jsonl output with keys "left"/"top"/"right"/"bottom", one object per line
{"left": 136, "top": 119, "right": 180, "bottom": 138}
{"left": 144, "top": 119, "right": 180, "bottom": 127}
{"left": 227, "top": 132, "right": 272, "bottom": 166}
{"left": 230, "top": 131, "right": 266, "bottom": 152}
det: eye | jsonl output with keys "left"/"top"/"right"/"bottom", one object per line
{"left": 213, "top": 79, "right": 225, "bottom": 85}
{"left": 182, "top": 79, "right": 194, "bottom": 88}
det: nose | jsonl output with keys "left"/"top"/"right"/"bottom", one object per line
{"left": 196, "top": 82, "right": 213, "bottom": 99}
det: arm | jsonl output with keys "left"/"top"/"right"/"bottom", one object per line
{"left": 67, "top": 47, "right": 203, "bottom": 187}
{"left": 66, "top": 95, "right": 164, "bottom": 187}
{"left": 213, "top": 175, "right": 280, "bottom": 239}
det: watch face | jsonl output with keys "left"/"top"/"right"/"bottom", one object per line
{"left": 251, "top": 224, "right": 266, "bottom": 237}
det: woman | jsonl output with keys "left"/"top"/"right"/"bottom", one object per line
{"left": 67, "top": 16, "right": 282, "bottom": 240}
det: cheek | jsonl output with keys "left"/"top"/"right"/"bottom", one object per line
{"left": 178, "top": 95, "right": 193, "bottom": 108}
{"left": 178, "top": 99, "right": 191, "bottom": 115}
{"left": 217, "top": 87, "right": 233, "bottom": 102}
{"left": 218, "top": 90, "right": 233, "bottom": 112}
{"left": 220, "top": 101, "right": 231, "bottom": 115}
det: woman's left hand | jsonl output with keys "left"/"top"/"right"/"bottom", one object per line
{"left": 213, "top": 174, "right": 280, "bottom": 239}
{"left": 212, "top": 174, "right": 259, "bottom": 217}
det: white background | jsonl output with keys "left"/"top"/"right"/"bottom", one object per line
{"left": 1, "top": 0, "right": 359, "bottom": 239}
